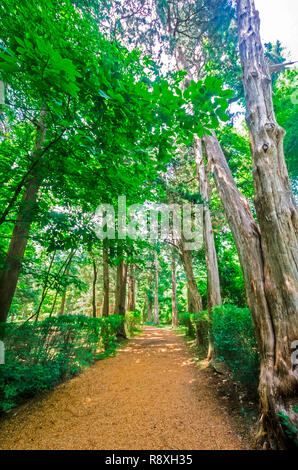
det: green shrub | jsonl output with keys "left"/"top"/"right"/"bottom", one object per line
{"left": 125, "top": 311, "right": 141, "bottom": 337}
{"left": 212, "top": 304, "right": 260, "bottom": 390}
{"left": 192, "top": 310, "right": 210, "bottom": 356}
{"left": 178, "top": 312, "right": 196, "bottom": 337}
{"left": 0, "top": 314, "right": 125, "bottom": 412}
{"left": 179, "top": 311, "right": 210, "bottom": 356}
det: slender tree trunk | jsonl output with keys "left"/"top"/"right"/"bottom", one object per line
{"left": 171, "top": 252, "right": 178, "bottom": 328}
{"left": 153, "top": 251, "right": 159, "bottom": 325}
{"left": 114, "top": 263, "right": 121, "bottom": 314}
{"left": 0, "top": 111, "right": 47, "bottom": 322}
{"left": 115, "top": 259, "right": 127, "bottom": 316}
{"left": 235, "top": 0, "right": 298, "bottom": 449}
{"left": 114, "top": 259, "right": 127, "bottom": 338}
{"left": 194, "top": 136, "right": 222, "bottom": 359}
{"left": 102, "top": 240, "right": 109, "bottom": 317}
{"left": 35, "top": 250, "right": 56, "bottom": 320}
{"left": 59, "top": 289, "right": 67, "bottom": 316}
{"left": 147, "top": 297, "right": 153, "bottom": 322}
{"left": 58, "top": 251, "right": 74, "bottom": 316}
{"left": 179, "top": 238, "right": 202, "bottom": 314}
{"left": 49, "top": 289, "right": 59, "bottom": 317}
{"left": 92, "top": 257, "right": 98, "bottom": 318}
{"left": 127, "top": 264, "right": 136, "bottom": 311}
{"left": 147, "top": 269, "right": 153, "bottom": 322}
{"left": 142, "top": 296, "right": 147, "bottom": 322}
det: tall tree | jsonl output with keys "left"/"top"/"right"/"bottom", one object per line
{"left": 179, "top": 238, "right": 202, "bottom": 314}
{"left": 153, "top": 251, "right": 159, "bottom": 325}
{"left": 127, "top": 265, "right": 136, "bottom": 312}
{"left": 115, "top": 259, "right": 127, "bottom": 317}
{"left": 102, "top": 240, "right": 109, "bottom": 317}
{"left": 171, "top": 250, "right": 178, "bottom": 328}
{"left": 203, "top": 128, "right": 297, "bottom": 449}
{"left": 194, "top": 136, "right": 222, "bottom": 359}
{"left": 235, "top": 0, "right": 298, "bottom": 448}
{"left": 0, "top": 111, "right": 47, "bottom": 322}
{"left": 91, "top": 254, "right": 98, "bottom": 318}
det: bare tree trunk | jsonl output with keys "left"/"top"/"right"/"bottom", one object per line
{"left": 142, "top": 296, "right": 147, "bottom": 322}
{"left": 114, "top": 263, "right": 121, "bottom": 315}
{"left": 0, "top": 111, "right": 47, "bottom": 322}
{"left": 49, "top": 289, "right": 59, "bottom": 317}
{"left": 203, "top": 130, "right": 298, "bottom": 448}
{"left": 153, "top": 251, "right": 159, "bottom": 325}
{"left": 179, "top": 238, "right": 202, "bottom": 314}
{"left": 102, "top": 240, "right": 109, "bottom": 317}
{"left": 194, "top": 136, "right": 222, "bottom": 359}
{"left": 58, "top": 251, "right": 74, "bottom": 316}
{"left": 115, "top": 259, "right": 127, "bottom": 316}
{"left": 92, "top": 256, "right": 98, "bottom": 318}
{"left": 235, "top": 0, "right": 298, "bottom": 449}
{"left": 114, "top": 259, "right": 127, "bottom": 338}
{"left": 171, "top": 252, "right": 178, "bottom": 328}
{"left": 147, "top": 269, "right": 153, "bottom": 323}
{"left": 59, "top": 287, "right": 67, "bottom": 316}
{"left": 35, "top": 250, "right": 56, "bottom": 320}
{"left": 147, "top": 297, "right": 153, "bottom": 322}
{"left": 127, "top": 265, "right": 136, "bottom": 311}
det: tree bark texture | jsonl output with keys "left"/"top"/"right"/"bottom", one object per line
{"left": 127, "top": 264, "right": 136, "bottom": 312}
{"left": 203, "top": 129, "right": 298, "bottom": 448}
{"left": 153, "top": 251, "right": 159, "bottom": 325}
{"left": 236, "top": 0, "right": 298, "bottom": 448}
{"left": 102, "top": 241, "right": 109, "bottom": 317}
{"left": 179, "top": 238, "right": 202, "bottom": 314}
{"left": 194, "top": 135, "right": 222, "bottom": 359}
{"left": 171, "top": 252, "right": 178, "bottom": 328}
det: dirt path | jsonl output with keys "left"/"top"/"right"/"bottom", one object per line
{"left": 0, "top": 327, "right": 248, "bottom": 450}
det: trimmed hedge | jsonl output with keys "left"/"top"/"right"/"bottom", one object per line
{"left": 0, "top": 314, "right": 136, "bottom": 412}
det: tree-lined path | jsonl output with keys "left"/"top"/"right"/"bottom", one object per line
{"left": 0, "top": 327, "right": 247, "bottom": 450}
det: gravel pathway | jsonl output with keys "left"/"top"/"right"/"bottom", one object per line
{"left": 0, "top": 326, "right": 248, "bottom": 450}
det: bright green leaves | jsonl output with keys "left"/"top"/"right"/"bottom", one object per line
{"left": 3, "top": 33, "right": 81, "bottom": 97}
{"left": 0, "top": 53, "right": 20, "bottom": 73}
{"left": 183, "top": 76, "right": 234, "bottom": 132}
{"left": 0, "top": 44, "right": 20, "bottom": 73}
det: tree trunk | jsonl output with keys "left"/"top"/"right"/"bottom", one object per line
{"left": 92, "top": 257, "right": 98, "bottom": 318}
{"left": 127, "top": 265, "right": 136, "bottom": 311}
{"left": 102, "top": 240, "right": 109, "bottom": 317}
{"left": 35, "top": 250, "right": 56, "bottom": 321}
{"left": 194, "top": 136, "right": 222, "bottom": 359}
{"left": 203, "top": 130, "right": 298, "bottom": 448}
{"left": 115, "top": 259, "right": 127, "bottom": 316}
{"left": 142, "top": 296, "right": 147, "bottom": 322}
{"left": 49, "top": 289, "right": 59, "bottom": 317}
{"left": 59, "top": 289, "right": 67, "bottom": 316}
{"left": 236, "top": 0, "right": 298, "bottom": 449}
{"left": 58, "top": 251, "right": 74, "bottom": 316}
{"left": 153, "top": 251, "right": 159, "bottom": 325}
{"left": 171, "top": 252, "right": 178, "bottom": 328}
{"left": 179, "top": 238, "right": 202, "bottom": 314}
{"left": 147, "top": 298, "right": 153, "bottom": 322}
{"left": 147, "top": 269, "right": 153, "bottom": 323}
{"left": 0, "top": 111, "right": 47, "bottom": 322}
